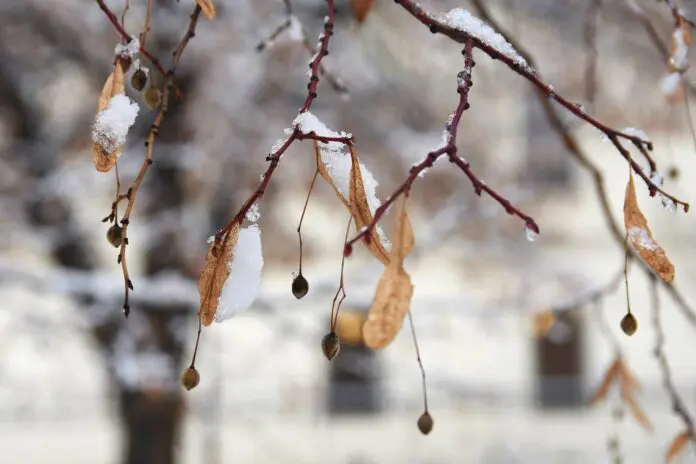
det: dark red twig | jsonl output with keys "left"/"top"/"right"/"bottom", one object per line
{"left": 392, "top": 0, "right": 689, "bottom": 212}
{"left": 345, "top": 39, "right": 537, "bottom": 250}
{"left": 215, "top": 1, "right": 339, "bottom": 242}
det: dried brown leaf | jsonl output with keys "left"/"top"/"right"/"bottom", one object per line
{"left": 589, "top": 357, "right": 622, "bottom": 406}
{"left": 390, "top": 195, "right": 414, "bottom": 268}
{"left": 623, "top": 175, "right": 675, "bottom": 283}
{"left": 617, "top": 359, "right": 641, "bottom": 393}
{"left": 92, "top": 62, "right": 125, "bottom": 173}
{"left": 196, "top": 0, "right": 216, "bottom": 20}
{"left": 623, "top": 393, "right": 654, "bottom": 433}
{"left": 348, "top": 146, "right": 391, "bottom": 266}
{"left": 363, "top": 269, "right": 414, "bottom": 349}
{"left": 666, "top": 431, "right": 691, "bottom": 463}
{"left": 532, "top": 310, "right": 556, "bottom": 339}
{"left": 349, "top": 0, "right": 376, "bottom": 23}
{"left": 198, "top": 225, "right": 240, "bottom": 326}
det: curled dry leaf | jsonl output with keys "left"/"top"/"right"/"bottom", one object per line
{"left": 314, "top": 142, "right": 391, "bottom": 266}
{"left": 623, "top": 175, "right": 675, "bottom": 283}
{"left": 196, "top": 0, "right": 216, "bottom": 20}
{"left": 623, "top": 393, "right": 654, "bottom": 433}
{"left": 348, "top": 146, "right": 391, "bottom": 266}
{"left": 198, "top": 225, "right": 240, "bottom": 326}
{"left": 589, "top": 357, "right": 622, "bottom": 406}
{"left": 350, "top": 0, "right": 376, "bottom": 24}
{"left": 92, "top": 62, "right": 125, "bottom": 172}
{"left": 532, "top": 310, "right": 556, "bottom": 339}
{"left": 666, "top": 431, "right": 691, "bottom": 463}
{"left": 363, "top": 196, "right": 415, "bottom": 349}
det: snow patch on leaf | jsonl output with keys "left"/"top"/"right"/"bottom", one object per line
{"left": 629, "top": 226, "right": 658, "bottom": 251}
{"left": 215, "top": 225, "right": 264, "bottom": 322}
{"left": 91, "top": 94, "right": 139, "bottom": 154}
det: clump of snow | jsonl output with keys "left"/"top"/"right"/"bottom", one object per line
{"left": 438, "top": 8, "right": 531, "bottom": 72}
{"left": 91, "top": 94, "right": 139, "bottom": 153}
{"left": 670, "top": 28, "right": 689, "bottom": 71}
{"left": 661, "top": 72, "right": 682, "bottom": 97}
{"left": 651, "top": 172, "right": 678, "bottom": 212}
{"left": 292, "top": 111, "right": 390, "bottom": 250}
{"left": 621, "top": 127, "right": 650, "bottom": 148}
{"left": 628, "top": 226, "right": 658, "bottom": 250}
{"left": 216, "top": 225, "right": 264, "bottom": 322}
{"left": 288, "top": 16, "right": 304, "bottom": 42}
{"left": 246, "top": 203, "right": 261, "bottom": 223}
{"left": 115, "top": 38, "right": 140, "bottom": 58}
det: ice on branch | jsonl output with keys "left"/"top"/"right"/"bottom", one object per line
{"left": 670, "top": 27, "right": 690, "bottom": 71}
{"left": 288, "top": 15, "right": 304, "bottom": 42}
{"left": 115, "top": 38, "right": 140, "bottom": 59}
{"left": 293, "top": 111, "right": 391, "bottom": 250}
{"left": 438, "top": 8, "right": 531, "bottom": 72}
{"left": 216, "top": 225, "right": 264, "bottom": 322}
{"left": 650, "top": 172, "right": 677, "bottom": 212}
{"left": 91, "top": 94, "right": 139, "bottom": 154}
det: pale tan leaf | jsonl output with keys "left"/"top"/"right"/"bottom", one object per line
{"left": 198, "top": 225, "right": 240, "bottom": 326}
{"left": 349, "top": 0, "right": 376, "bottom": 23}
{"left": 624, "top": 393, "right": 654, "bottom": 433}
{"left": 92, "top": 62, "right": 125, "bottom": 173}
{"left": 617, "top": 359, "right": 641, "bottom": 393}
{"left": 666, "top": 431, "right": 691, "bottom": 463}
{"left": 589, "top": 357, "right": 622, "bottom": 406}
{"left": 348, "top": 146, "right": 391, "bottom": 266}
{"left": 196, "top": 0, "right": 216, "bottom": 20}
{"left": 532, "top": 310, "right": 556, "bottom": 339}
{"left": 363, "top": 268, "right": 414, "bottom": 349}
{"left": 390, "top": 195, "right": 414, "bottom": 269}
{"left": 624, "top": 175, "right": 675, "bottom": 283}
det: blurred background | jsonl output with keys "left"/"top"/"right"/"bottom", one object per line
{"left": 2, "top": 0, "right": 696, "bottom": 462}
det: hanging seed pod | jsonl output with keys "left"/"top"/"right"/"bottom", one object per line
{"left": 106, "top": 224, "right": 123, "bottom": 247}
{"left": 181, "top": 366, "right": 200, "bottom": 391}
{"left": 292, "top": 273, "right": 309, "bottom": 299}
{"left": 668, "top": 166, "right": 680, "bottom": 180}
{"left": 417, "top": 411, "right": 434, "bottom": 435}
{"left": 144, "top": 83, "right": 162, "bottom": 109}
{"left": 131, "top": 68, "right": 148, "bottom": 92}
{"left": 620, "top": 312, "right": 638, "bottom": 336}
{"left": 321, "top": 332, "right": 340, "bottom": 361}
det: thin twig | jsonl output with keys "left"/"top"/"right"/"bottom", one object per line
{"left": 330, "top": 216, "right": 352, "bottom": 331}
{"left": 469, "top": 0, "right": 696, "bottom": 329}
{"left": 584, "top": 0, "right": 602, "bottom": 106}
{"left": 407, "top": 310, "right": 428, "bottom": 413}
{"left": 393, "top": 0, "right": 688, "bottom": 211}
{"left": 297, "top": 169, "right": 319, "bottom": 274}
{"left": 139, "top": 0, "right": 154, "bottom": 48}
{"left": 346, "top": 39, "right": 536, "bottom": 249}
{"left": 649, "top": 275, "right": 696, "bottom": 445}
{"left": 114, "top": 6, "right": 203, "bottom": 315}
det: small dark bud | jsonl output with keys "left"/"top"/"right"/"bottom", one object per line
{"left": 292, "top": 273, "right": 309, "bottom": 299}
{"left": 620, "top": 312, "right": 638, "bottom": 336}
{"left": 429, "top": 24, "right": 437, "bottom": 33}
{"left": 131, "top": 68, "right": 148, "bottom": 91}
{"left": 343, "top": 243, "right": 353, "bottom": 258}
{"left": 107, "top": 224, "right": 123, "bottom": 247}
{"left": 321, "top": 332, "right": 340, "bottom": 361}
{"left": 417, "top": 411, "right": 434, "bottom": 435}
{"left": 144, "top": 84, "right": 162, "bottom": 109}
{"left": 181, "top": 366, "right": 200, "bottom": 391}
{"left": 668, "top": 166, "right": 680, "bottom": 180}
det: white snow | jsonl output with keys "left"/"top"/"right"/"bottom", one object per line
{"left": 660, "top": 72, "right": 682, "bottom": 97}
{"left": 670, "top": 27, "right": 689, "bottom": 71}
{"left": 293, "top": 111, "right": 391, "bottom": 250}
{"left": 628, "top": 226, "right": 658, "bottom": 251}
{"left": 215, "top": 225, "right": 264, "bottom": 322}
{"left": 288, "top": 15, "right": 304, "bottom": 42}
{"left": 114, "top": 38, "right": 140, "bottom": 58}
{"left": 621, "top": 127, "right": 649, "bottom": 144}
{"left": 438, "top": 8, "right": 531, "bottom": 72}
{"left": 91, "top": 94, "right": 139, "bottom": 153}
{"left": 245, "top": 203, "right": 261, "bottom": 223}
